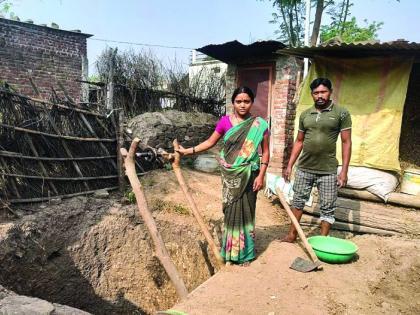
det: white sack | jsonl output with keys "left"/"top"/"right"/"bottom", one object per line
{"left": 338, "top": 166, "right": 399, "bottom": 201}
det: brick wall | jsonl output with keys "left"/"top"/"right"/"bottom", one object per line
{"left": 268, "top": 56, "right": 302, "bottom": 175}
{"left": 0, "top": 18, "right": 90, "bottom": 101}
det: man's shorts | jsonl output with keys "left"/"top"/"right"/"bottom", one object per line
{"left": 292, "top": 168, "right": 337, "bottom": 224}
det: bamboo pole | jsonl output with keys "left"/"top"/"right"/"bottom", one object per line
{"left": 94, "top": 116, "right": 114, "bottom": 138}
{"left": 0, "top": 173, "right": 140, "bottom": 181}
{"left": 170, "top": 139, "right": 225, "bottom": 269}
{"left": 339, "top": 188, "right": 420, "bottom": 210}
{"left": 304, "top": 199, "right": 420, "bottom": 235}
{"left": 0, "top": 123, "right": 116, "bottom": 142}
{"left": 300, "top": 214, "right": 399, "bottom": 236}
{"left": 9, "top": 186, "right": 119, "bottom": 204}
{"left": 0, "top": 89, "right": 106, "bottom": 117}
{"left": 58, "top": 80, "right": 117, "bottom": 170}
{"left": 120, "top": 138, "right": 188, "bottom": 300}
{"left": 0, "top": 157, "right": 21, "bottom": 198}
{"left": 0, "top": 151, "right": 116, "bottom": 161}
{"left": 78, "top": 112, "right": 117, "bottom": 169}
{"left": 24, "top": 133, "right": 59, "bottom": 195}
{"left": 38, "top": 100, "right": 90, "bottom": 191}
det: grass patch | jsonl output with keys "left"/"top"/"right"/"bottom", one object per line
{"left": 151, "top": 198, "right": 189, "bottom": 215}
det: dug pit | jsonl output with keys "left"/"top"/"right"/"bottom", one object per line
{"left": 0, "top": 195, "right": 220, "bottom": 314}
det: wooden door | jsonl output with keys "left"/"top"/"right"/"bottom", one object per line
{"left": 237, "top": 66, "right": 273, "bottom": 120}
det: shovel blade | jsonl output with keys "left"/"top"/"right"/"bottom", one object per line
{"left": 290, "top": 257, "right": 322, "bottom": 273}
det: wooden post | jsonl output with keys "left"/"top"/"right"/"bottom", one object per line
{"left": 106, "top": 48, "right": 117, "bottom": 111}
{"left": 120, "top": 138, "right": 188, "bottom": 300}
{"left": 117, "top": 111, "right": 125, "bottom": 193}
{"left": 171, "top": 139, "right": 225, "bottom": 269}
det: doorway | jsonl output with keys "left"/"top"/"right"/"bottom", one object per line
{"left": 237, "top": 65, "right": 274, "bottom": 120}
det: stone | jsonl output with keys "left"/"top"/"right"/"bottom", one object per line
{"left": 0, "top": 286, "right": 92, "bottom": 314}
{"left": 0, "top": 295, "right": 55, "bottom": 314}
{"left": 93, "top": 189, "right": 109, "bottom": 199}
{"left": 50, "top": 197, "right": 62, "bottom": 205}
{"left": 52, "top": 304, "right": 91, "bottom": 314}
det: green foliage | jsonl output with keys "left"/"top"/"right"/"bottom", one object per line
{"left": 261, "top": 0, "right": 396, "bottom": 46}
{"left": 320, "top": 16, "right": 383, "bottom": 43}
{"left": 124, "top": 190, "right": 136, "bottom": 204}
{"left": 163, "top": 163, "right": 173, "bottom": 171}
{"left": 0, "top": 1, "right": 12, "bottom": 14}
{"left": 265, "top": 0, "right": 306, "bottom": 47}
{"left": 88, "top": 74, "right": 100, "bottom": 83}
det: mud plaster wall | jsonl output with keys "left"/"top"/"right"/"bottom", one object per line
{"left": 0, "top": 197, "right": 218, "bottom": 314}
{"left": 0, "top": 18, "right": 89, "bottom": 101}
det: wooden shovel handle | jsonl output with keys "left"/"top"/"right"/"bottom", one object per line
{"left": 275, "top": 187, "right": 322, "bottom": 266}
{"left": 171, "top": 139, "right": 225, "bottom": 269}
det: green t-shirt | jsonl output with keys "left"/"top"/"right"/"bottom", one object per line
{"left": 297, "top": 103, "right": 352, "bottom": 174}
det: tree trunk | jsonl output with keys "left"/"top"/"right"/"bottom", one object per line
{"left": 279, "top": 3, "right": 292, "bottom": 46}
{"left": 340, "top": 0, "right": 350, "bottom": 35}
{"left": 288, "top": 8, "right": 296, "bottom": 46}
{"left": 310, "top": 0, "right": 324, "bottom": 45}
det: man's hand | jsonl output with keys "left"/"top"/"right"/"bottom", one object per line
{"left": 284, "top": 166, "right": 292, "bottom": 182}
{"left": 253, "top": 175, "right": 264, "bottom": 192}
{"left": 337, "top": 171, "right": 348, "bottom": 188}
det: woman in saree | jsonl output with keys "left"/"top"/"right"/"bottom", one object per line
{"left": 177, "top": 86, "right": 270, "bottom": 266}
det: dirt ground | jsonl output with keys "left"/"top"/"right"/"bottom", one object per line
{"left": 1, "top": 167, "right": 419, "bottom": 314}
{"left": 142, "top": 168, "right": 420, "bottom": 315}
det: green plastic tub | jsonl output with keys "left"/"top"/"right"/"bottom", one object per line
{"left": 308, "top": 236, "right": 358, "bottom": 264}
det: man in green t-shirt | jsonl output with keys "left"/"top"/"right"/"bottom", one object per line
{"left": 283, "top": 78, "right": 352, "bottom": 242}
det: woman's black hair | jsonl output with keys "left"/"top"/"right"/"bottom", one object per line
{"left": 231, "top": 86, "right": 255, "bottom": 103}
{"left": 310, "top": 78, "right": 332, "bottom": 91}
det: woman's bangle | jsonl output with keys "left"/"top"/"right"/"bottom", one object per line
{"left": 261, "top": 162, "right": 269, "bottom": 166}
{"left": 192, "top": 146, "right": 195, "bottom": 155}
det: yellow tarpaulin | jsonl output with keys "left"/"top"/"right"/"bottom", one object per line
{"left": 297, "top": 57, "right": 413, "bottom": 172}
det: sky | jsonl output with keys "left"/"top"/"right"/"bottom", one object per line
{"left": 7, "top": 0, "right": 420, "bottom": 75}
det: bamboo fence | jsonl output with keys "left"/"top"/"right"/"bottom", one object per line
{"left": 0, "top": 87, "right": 119, "bottom": 203}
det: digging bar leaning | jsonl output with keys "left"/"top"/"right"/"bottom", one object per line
{"left": 120, "top": 138, "right": 188, "bottom": 300}
{"left": 170, "top": 139, "right": 225, "bottom": 269}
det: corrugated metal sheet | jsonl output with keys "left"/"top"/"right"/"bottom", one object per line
{"left": 197, "top": 40, "right": 286, "bottom": 63}
{"left": 279, "top": 41, "right": 420, "bottom": 58}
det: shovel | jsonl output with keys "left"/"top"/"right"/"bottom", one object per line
{"left": 275, "top": 187, "right": 322, "bottom": 272}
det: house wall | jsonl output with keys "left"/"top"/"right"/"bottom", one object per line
{"left": 0, "top": 18, "right": 89, "bottom": 101}
{"left": 269, "top": 56, "right": 302, "bottom": 175}
{"left": 224, "top": 56, "right": 302, "bottom": 176}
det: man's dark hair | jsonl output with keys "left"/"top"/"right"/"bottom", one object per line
{"left": 310, "top": 78, "right": 332, "bottom": 91}
{"left": 231, "top": 86, "right": 255, "bottom": 103}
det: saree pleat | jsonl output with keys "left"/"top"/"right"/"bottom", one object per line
{"left": 221, "top": 171, "right": 258, "bottom": 263}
